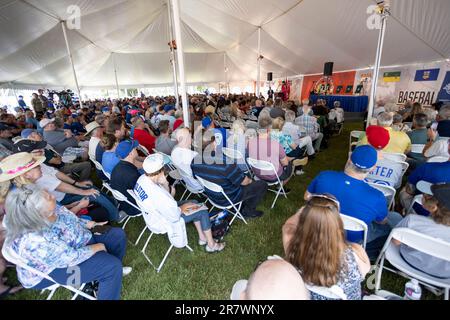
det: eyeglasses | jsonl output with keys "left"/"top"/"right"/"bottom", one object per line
{"left": 305, "top": 193, "right": 340, "bottom": 211}
{"left": 21, "top": 188, "right": 33, "bottom": 205}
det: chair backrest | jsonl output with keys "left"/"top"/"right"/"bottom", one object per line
{"left": 246, "top": 157, "right": 276, "bottom": 173}
{"left": 222, "top": 147, "right": 244, "bottom": 161}
{"left": 305, "top": 284, "right": 348, "bottom": 300}
{"left": 382, "top": 152, "right": 407, "bottom": 163}
{"left": 368, "top": 182, "right": 396, "bottom": 207}
{"left": 92, "top": 159, "right": 103, "bottom": 171}
{"left": 196, "top": 176, "right": 223, "bottom": 193}
{"left": 427, "top": 156, "right": 449, "bottom": 163}
{"left": 350, "top": 130, "right": 364, "bottom": 139}
{"left": 389, "top": 228, "right": 450, "bottom": 262}
{"left": 340, "top": 214, "right": 368, "bottom": 248}
{"left": 411, "top": 144, "right": 426, "bottom": 154}
{"left": 398, "top": 161, "right": 409, "bottom": 174}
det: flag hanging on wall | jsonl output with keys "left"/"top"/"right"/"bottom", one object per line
{"left": 383, "top": 72, "right": 401, "bottom": 82}
{"left": 414, "top": 68, "right": 440, "bottom": 82}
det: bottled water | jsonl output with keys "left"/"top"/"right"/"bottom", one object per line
{"left": 404, "top": 279, "right": 422, "bottom": 300}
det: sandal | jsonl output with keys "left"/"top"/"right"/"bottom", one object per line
{"left": 205, "top": 242, "right": 225, "bottom": 253}
{"left": 198, "top": 239, "right": 207, "bottom": 246}
{"left": 0, "top": 286, "right": 22, "bottom": 300}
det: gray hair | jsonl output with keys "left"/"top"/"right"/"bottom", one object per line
{"left": 4, "top": 185, "right": 52, "bottom": 244}
{"left": 285, "top": 110, "right": 296, "bottom": 123}
{"left": 258, "top": 112, "right": 272, "bottom": 130}
{"left": 392, "top": 113, "right": 403, "bottom": 124}
{"left": 345, "top": 161, "right": 372, "bottom": 175}
{"left": 302, "top": 99, "right": 310, "bottom": 106}
{"left": 377, "top": 112, "right": 393, "bottom": 127}
{"left": 231, "top": 119, "right": 246, "bottom": 134}
{"left": 439, "top": 106, "right": 450, "bottom": 120}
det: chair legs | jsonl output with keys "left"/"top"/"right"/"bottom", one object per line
{"left": 269, "top": 185, "right": 287, "bottom": 209}
{"left": 135, "top": 225, "right": 148, "bottom": 246}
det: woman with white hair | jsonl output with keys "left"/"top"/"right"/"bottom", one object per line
{"left": 226, "top": 119, "right": 248, "bottom": 171}
{"left": 3, "top": 185, "right": 129, "bottom": 300}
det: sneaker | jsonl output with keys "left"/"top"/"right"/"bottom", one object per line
{"left": 295, "top": 170, "right": 305, "bottom": 176}
{"left": 198, "top": 239, "right": 207, "bottom": 246}
{"left": 122, "top": 267, "right": 132, "bottom": 276}
{"left": 118, "top": 211, "right": 128, "bottom": 224}
{"left": 205, "top": 242, "right": 226, "bottom": 253}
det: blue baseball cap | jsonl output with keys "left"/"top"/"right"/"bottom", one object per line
{"left": 102, "top": 107, "right": 110, "bottom": 113}
{"left": 350, "top": 145, "right": 377, "bottom": 170}
{"left": 116, "top": 140, "right": 139, "bottom": 159}
{"left": 202, "top": 117, "right": 212, "bottom": 129}
{"left": 21, "top": 129, "right": 36, "bottom": 139}
{"left": 164, "top": 105, "right": 175, "bottom": 113}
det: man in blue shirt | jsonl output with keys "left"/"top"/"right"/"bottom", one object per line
{"left": 191, "top": 134, "right": 267, "bottom": 218}
{"left": 306, "top": 145, "right": 403, "bottom": 259}
{"left": 400, "top": 140, "right": 450, "bottom": 213}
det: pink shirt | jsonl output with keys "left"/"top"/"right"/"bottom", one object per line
{"left": 248, "top": 137, "right": 286, "bottom": 181}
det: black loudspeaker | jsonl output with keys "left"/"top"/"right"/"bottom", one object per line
{"left": 324, "top": 62, "right": 334, "bottom": 76}
{"left": 267, "top": 72, "right": 273, "bottom": 82}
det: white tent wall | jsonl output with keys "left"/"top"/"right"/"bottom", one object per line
{"left": 1, "top": 0, "right": 450, "bottom": 91}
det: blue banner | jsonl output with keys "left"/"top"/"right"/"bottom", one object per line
{"left": 414, "top": 68, "right": 440, "bottom": 81}
{"left": 437, "top": 71, "right": 450, "bottom": 102}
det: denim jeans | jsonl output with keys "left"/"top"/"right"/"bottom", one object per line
{"left": 32, "top": 228, "right": 127, "bottom": 300}
{"left": 60, "top": 187, "right": 119, "bottom": 222}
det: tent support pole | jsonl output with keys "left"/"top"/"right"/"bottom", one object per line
{"left": 167, "top": 1, "right": 180, "bottom": 109}
{"left": 170, "top": 0, "right": 189, "bottom": 125}
{"left": 61, "top": 21, "right": 82, "bottom": 104}
{"left": 112, "top": 53, "right": 120, "bottom": 99}
{"left": 224, "top": 53, "right": 229, "bottom": 95}
{"left": 256, "top": 27, "right": 262, "bottom": 97}
{"left": 367, "top": 8, "right": 389, "bottom": 128}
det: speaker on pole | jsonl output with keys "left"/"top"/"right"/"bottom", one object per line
{"left": 267, "top": 72, "right": 273, "bottom": 82}
{"left": 324, "top": 62, "right": 334, "bottom": 77}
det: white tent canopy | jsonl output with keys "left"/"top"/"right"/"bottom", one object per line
{"left": 1, "top": 0, "right": 449, "bottom": 90}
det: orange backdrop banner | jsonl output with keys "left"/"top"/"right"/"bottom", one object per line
{"left": 301, "top": 71, "right": 356, "bottom": 100}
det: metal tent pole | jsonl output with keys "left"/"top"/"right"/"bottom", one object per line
{"left": 170, "top": 0, "right": 189, "bottom": 125}
{"left": 61, "top": 21, "right": 82, "bottom": 104}
{"left": 367, "top": 6, "right": 389, "bottom": 127}
{"left": 256, "top": 27, "right": 262, "bottom": 97}
{"left": 167, "top": 1, "right": 180, "bottom": 109}
{"left": 112, "top": 53, "right": 120, "bottom": 99}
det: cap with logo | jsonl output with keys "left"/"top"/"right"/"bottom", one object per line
{"left": 115, "top": 140, "right": 140, "bottom": 159}
{"left": 350, "top": 145, "right": 378, "bottom": 169}
{"left": 142, "top": 153, "right": 165, "bottom": 174}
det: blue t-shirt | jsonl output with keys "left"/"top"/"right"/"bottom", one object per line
{"left": 408, "top": 162, "right": 450, "bottom": 186}
{"left": 307, "top": 171, "right": 388, "bottom": 242}
{"left": 102, "top": 151, "right": 120, "bottom": 174}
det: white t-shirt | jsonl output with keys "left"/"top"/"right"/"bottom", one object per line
{"left": 424, "top": 138, "right": 449, "bottom": 159}
{"left": 36, "top": 164, "right": 66, "bottom": 202}
{"left": 88, "top": 137, "right": 100, "bottom": 160}
{"left": 366, "top": 158, "right": 404, "bottom": 189}
{"left": 171, "top": 146, "right": 202, "bottom": 191}
{"left": 134, "top": 175, "right": 187, "bottom": 248}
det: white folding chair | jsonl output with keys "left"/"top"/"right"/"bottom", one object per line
{"left": 1, "top": 245, "right": 96, "bottom": 300}
{"left": 382, "top": 152, "right": 407, "bottom": 163}
{"left": 368, "top": 182, "right": 396, "bottom": 210}
{"left": 374, "top": 228, "right": 450, "bottom": 300}
{"left": 247, "top": 158, "right": 288, "bottom": 209}
{"left": 306, "top": 284, "right": 348, "bottom": 300}
{"left": 195, "top": 176, "right": 247, "bottom": 226}
{"left": 222, "top": 147, "right": 253, "bottom": 176}
{"left": 127, "top": 189, "right": 193, "bottom": 273}
{"left": 406, "top": 194, "right": 423, "bottom": 215}
{"left": 172, "top": 164, "right": 204, "bottom": 201}
{"left": 91, "top": 159, "right": 110, "bottom": 192}
{"left": 101, "top": 183, "right": 146, "bottom": 246}
{"left": 410, "top": 144, "right": 426, "bottom": 154}
{"left": 427, "top": 156, "right": 449, "bottom": 163}
{"left": 340, "top": 214, "right": 368, "bottom": 249}
{"left": 349, "top": 130, "right": 364, "bottom": 152}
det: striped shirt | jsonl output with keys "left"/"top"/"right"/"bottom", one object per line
{"left": 191, "top": 153, "right": 245, "bottom": 206}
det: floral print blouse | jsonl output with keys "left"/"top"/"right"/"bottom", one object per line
{"left": 10, "top": 205, "right": 93, "bottom": 288}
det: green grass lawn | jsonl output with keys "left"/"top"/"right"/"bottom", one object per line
{"left": 5, "top": 121, "right": 440, "bottom": 300}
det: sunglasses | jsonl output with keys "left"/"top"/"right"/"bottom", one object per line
{"left": 305, "top": 193, "right": 340, "bottom": 211}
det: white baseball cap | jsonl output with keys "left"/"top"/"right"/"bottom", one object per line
{"left": 39, "top": 118, "right": 55, "bottom": 128}
{"left": 143, "top": 154, "right": 165, "bottom": 174}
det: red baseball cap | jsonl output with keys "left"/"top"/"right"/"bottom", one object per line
{"left": 366, "top": 126, "right": 390, "bottom": 150}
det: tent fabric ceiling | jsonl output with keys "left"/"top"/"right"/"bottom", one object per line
{"left": 0, "top": 0, "right": 449, "bottom": 89}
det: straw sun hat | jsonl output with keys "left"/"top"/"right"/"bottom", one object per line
{"left": 0, "top": 152, "right": 45, "bottom": 183}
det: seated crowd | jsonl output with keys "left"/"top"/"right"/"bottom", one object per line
{"left": 0, "top": 92, "right": 448, "bottom": 301}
